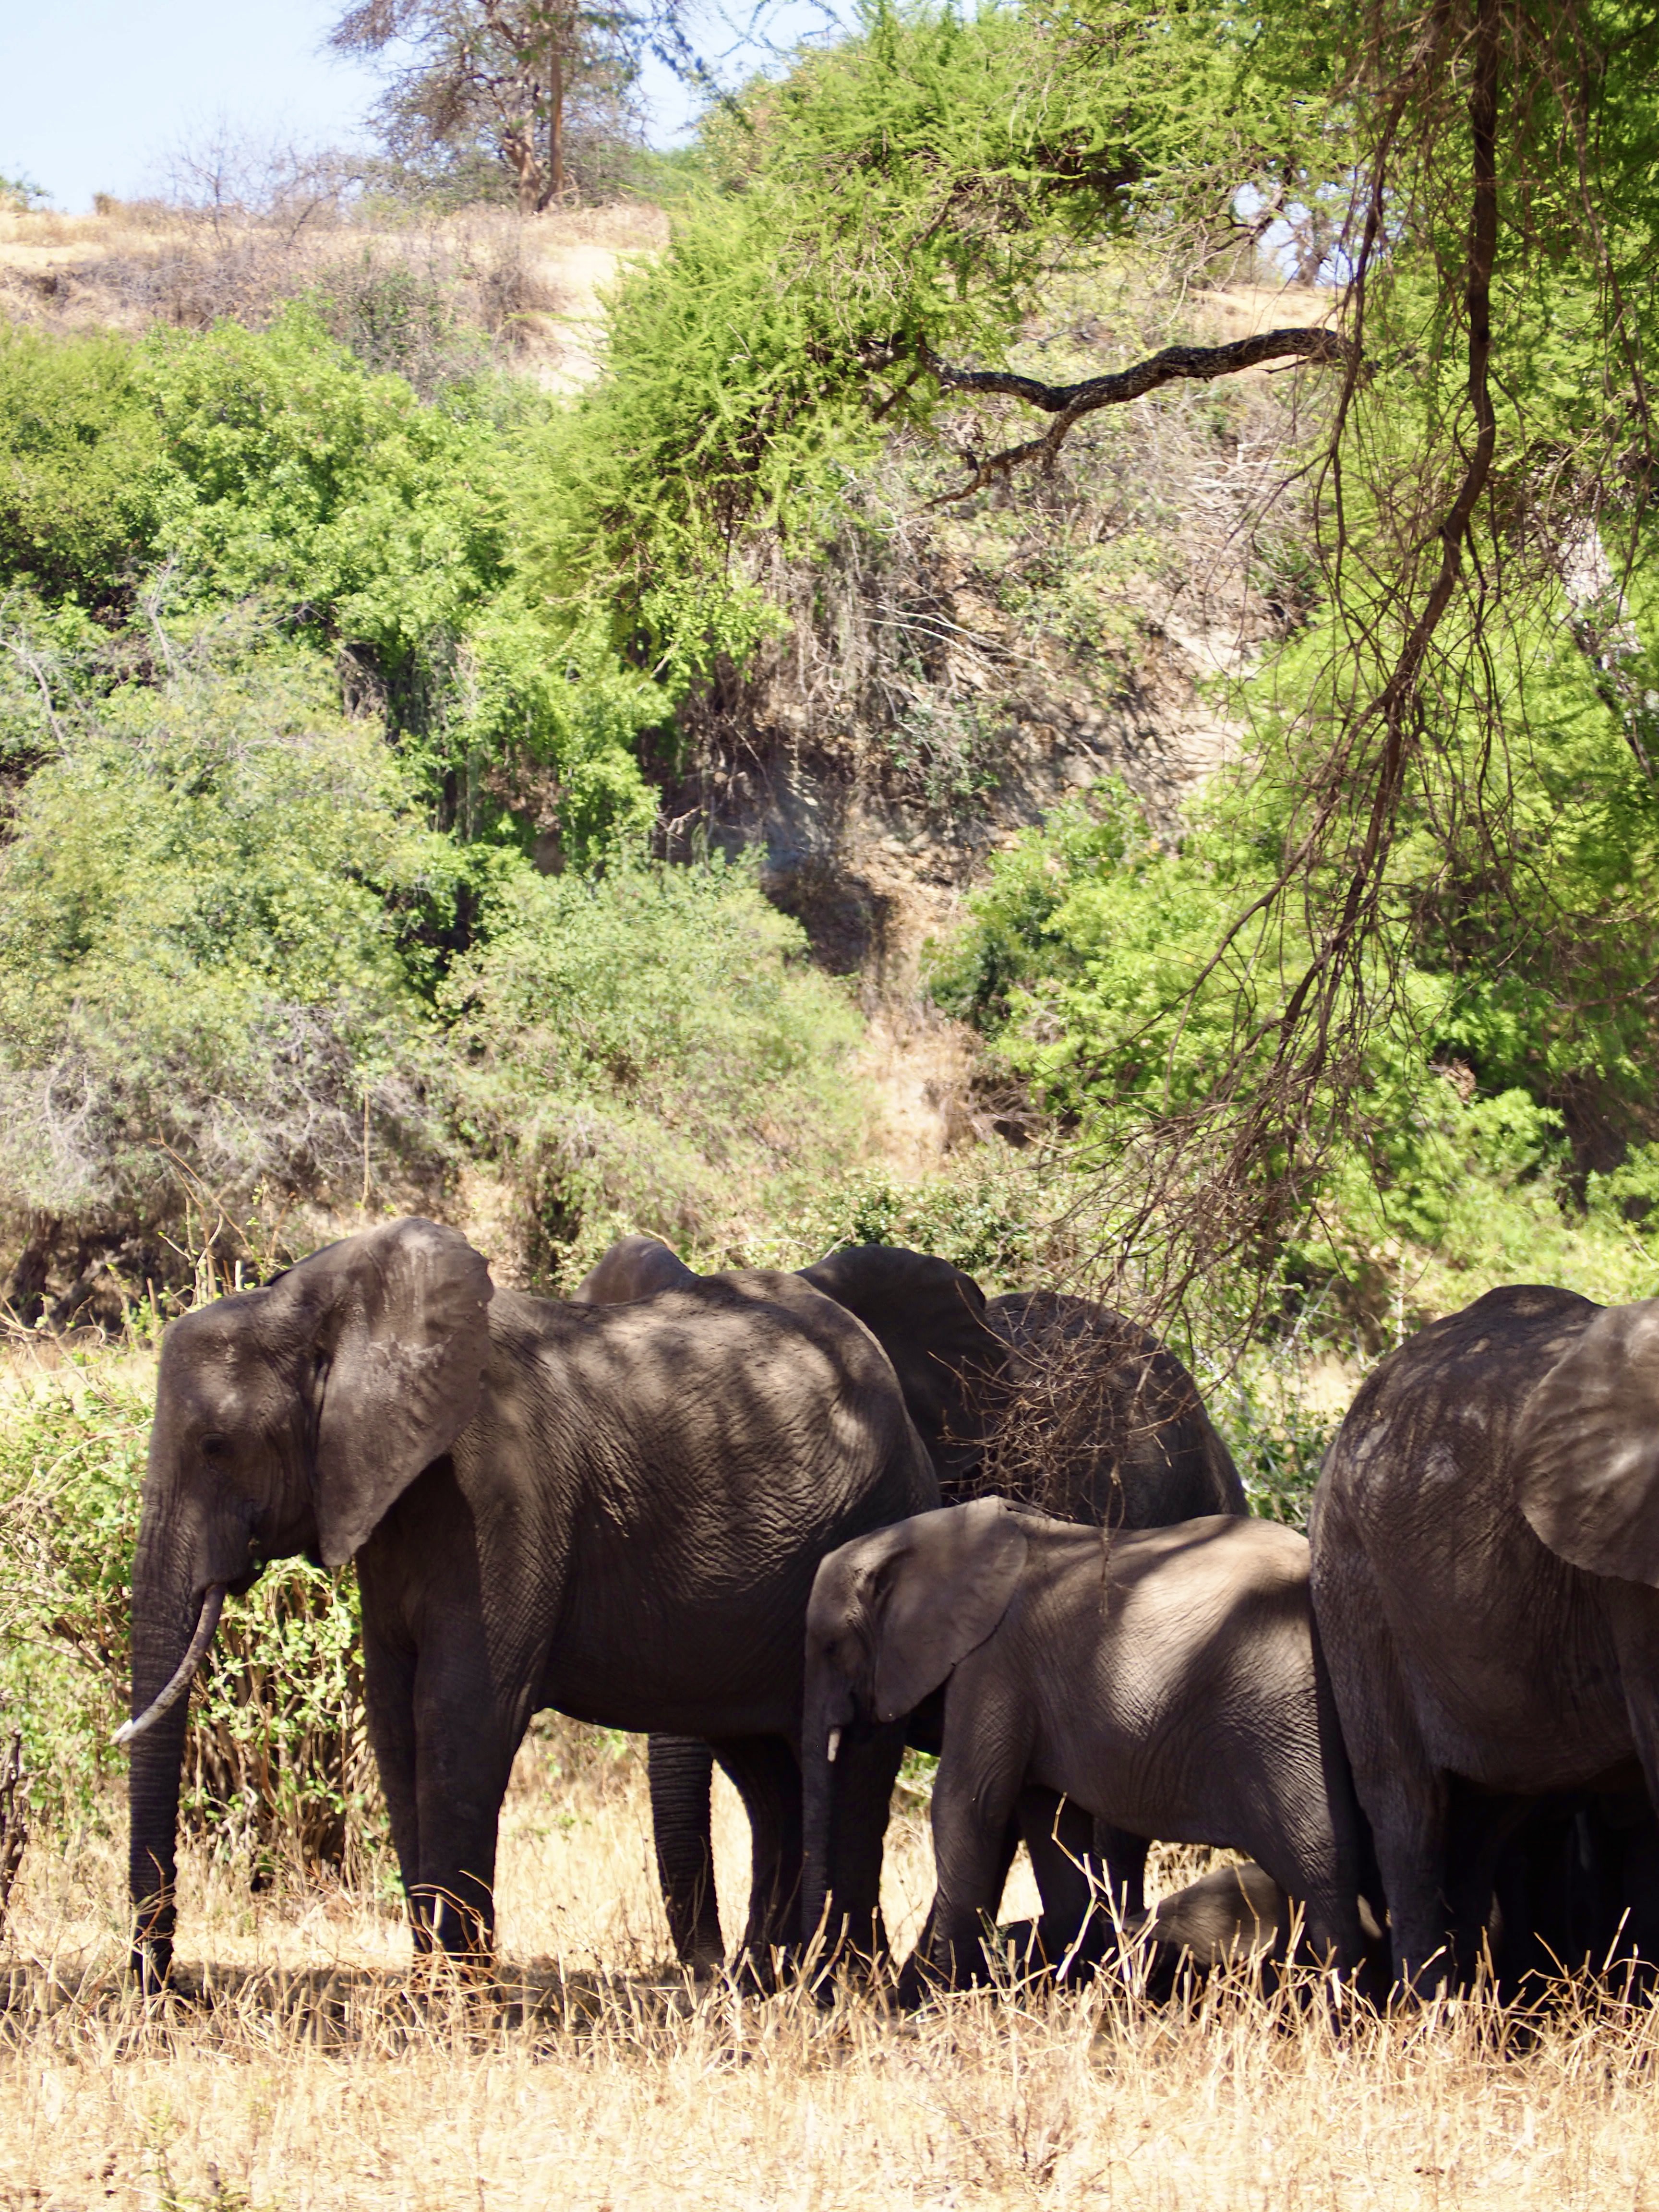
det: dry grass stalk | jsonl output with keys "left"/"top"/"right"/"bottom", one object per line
{"left": 1, "top": 1727, "right": 1655, "bottom": 2207}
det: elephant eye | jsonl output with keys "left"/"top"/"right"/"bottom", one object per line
{"left": 200, "top": 1433, "right": 228, "bottom": 1460}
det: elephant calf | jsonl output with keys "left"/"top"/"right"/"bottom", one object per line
{"left": 803, "top": 1500, "right": 1367, "bottom": 1995}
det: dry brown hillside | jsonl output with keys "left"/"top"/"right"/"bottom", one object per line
{"left": 0, "top": 200, "right": 666, "bottom": 391}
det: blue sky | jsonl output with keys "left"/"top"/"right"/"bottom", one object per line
{"left": 0, "top": 0, "right": 842, "bottom": 213}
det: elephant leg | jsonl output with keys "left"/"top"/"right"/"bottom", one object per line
{"left": 648, "top": 1736, "right": 723, "bottom": 1970}
{"left": 705, "top": 1734, "right": 803, "bottom": 1972}
{"left": 1444, "top": 1778, "right": 1533, "bottom": 1985}
{"left": 409, "top": 1642, "right": 521, "bottom": 1960}
{"left": 360, "top": 1613, "right": 428, "bottom": 1950}
{"left": 1315, "top": 1558, "right": 1449, "bottom": 1988}
{"left": 1094, "top": 1821, "right": 1150, "bottom": 1923}
{"left": 1019, "top": 1789, "right": 1104, "bottom": 1972}
{"left": 903, "top": 1744, "right": 1025, "bottom": 2000}
{"left": 913, "top": 1812, "right": 1023, "bottom": 1974}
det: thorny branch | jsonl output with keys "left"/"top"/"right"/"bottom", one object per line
{"left": 911, "top": 328, "right": 1357, "bottom": 503}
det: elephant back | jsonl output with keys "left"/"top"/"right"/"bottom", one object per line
{"left": 980, "top": 1291, "right": 1245, "bottom": 1527}
{"left": 795, "top": 1246, "right": 1001, "bottom": 1483}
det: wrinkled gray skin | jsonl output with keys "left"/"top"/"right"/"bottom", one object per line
{"left": 572, "top": 1238, "right": 1244, "bottom": 1966}
{"left": 127, "top": 1218, "right": 934, "bottom": 1984}
{"left": 1308, "top": 1284, "right": 1659, "bottom": 1990}
{"left": 803, "top": 1501, "right": 1365, "bottom": 1997}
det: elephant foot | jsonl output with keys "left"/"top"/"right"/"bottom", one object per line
{"left": 130, "top": 1939, "right": 175, "bottom": 1997}
{"left": 896, "top": 1942, "right": 990, "bottom": 2010}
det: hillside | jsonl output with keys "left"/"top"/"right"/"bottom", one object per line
{"left": 0, "top": 199, "right": 665, "bottom": 390}
{"left": 0, "top": 4, "right": 1655, "bottom": 1358}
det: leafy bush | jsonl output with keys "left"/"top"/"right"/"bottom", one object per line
{"left": 0, "top": 326, "right": 166, "bottom": 607}
{"left": 446, "top": 855, "right": 866, "bottom": 1282}
{"left": 753, "top": 1163, "right": 1049, "bottom": 1292}
{"left": 0, "top": 618, "right": 457, "bottom": 1269}
{"left": 0, "top": 315, "right": 657, "bottom": 857}
{"left": 139, "top": 308, "right": 508, "bottom": 673}
{"left": 929, "top": 578, "right": 1659, "bottom": 1330}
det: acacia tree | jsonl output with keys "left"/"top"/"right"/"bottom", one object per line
{"left": 329, "top": 0, "right": 690, "bottom": 207}
{"left": 916, "top": 0, "right": 1659, "bottom": 1322}
{"left": 523, "top": 0, "right": 1659, "bottom": 1322}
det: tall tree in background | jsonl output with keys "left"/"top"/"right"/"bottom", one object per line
{"left": 329, "top": 0, "right": 686, "bottom": 207}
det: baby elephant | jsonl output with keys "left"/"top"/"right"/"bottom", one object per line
{"left": 802, "top": 1499, "right": 1367, "bottom": 1995}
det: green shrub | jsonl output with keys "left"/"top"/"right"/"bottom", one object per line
{"left": 445, "top": 855, "right": 866, "bottom": 1283}
{"left": 139, "top": 308, "right": 508, "bottom": 673}
{"left": 0, "top": 326, "right": 166, "bottom": 606}
{"left": 0, "top": 619, "right": 457, "bottom": 1248}
{"left": 928, "top": 572, "right": 1659, "bottom": 1329}
{"left": 755, "top": 1163, "right": 1049, "bottom": 1292}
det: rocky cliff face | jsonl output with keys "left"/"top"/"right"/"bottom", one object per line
{"left": 641, "top": 280, "right": 1329, "bottom": 1166}
{"left": 657, "top": 329, "right": 1319, "bottom": 997}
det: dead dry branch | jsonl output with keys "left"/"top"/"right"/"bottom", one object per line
{"left": 0, "top": 1718, "right": 24, "bottom": 1940}
{"left": 915, "top": 325, "right": 1356, "bottom": 502}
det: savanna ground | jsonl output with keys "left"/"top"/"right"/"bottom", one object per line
{"left": 6, "top": 1726, "right": 1659, "bottom": 2212}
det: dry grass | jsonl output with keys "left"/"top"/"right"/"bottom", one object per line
{"left": 3, "top": 1730, "right": 1658, "bottom": 2210}
{"left": 0, "top": 202, "right": 667, "bottom": 392}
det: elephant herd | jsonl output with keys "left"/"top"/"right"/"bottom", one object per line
{"left": 118, "top": 1218, "right": 1659, "bottom": 2001}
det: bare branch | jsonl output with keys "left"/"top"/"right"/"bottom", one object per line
{"left": 915, "top": 327, "right": 1357, "bottom": 503}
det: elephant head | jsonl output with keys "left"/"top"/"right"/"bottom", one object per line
{"left": 795, "top": 1247, "right": 999, "bottom": 1483}
{"left": 1517, "top": 1298, "right": 1659, "bottom": 1584}
{"left": 571, "top": 1235, "right": 698, "bottom": 1304}
{"left": 126, "top": 1216, "right": 492, "bottom": 1980}
{"left": 800, "top": 1498, "right": 1028, "bottom": 1944}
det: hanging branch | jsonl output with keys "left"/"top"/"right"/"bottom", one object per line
{"left": 1038, "top": 0, "right": 1522, "bottom": 1338}
{"left": 915, "top": 327, "right": 1357, "bottom": 502}
{"left": 1267, "top": 0, "right": 1501, "bottom": 1066}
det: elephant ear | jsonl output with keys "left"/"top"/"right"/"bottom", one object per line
{"left": 869, "top": 1496, "right": 1028, "bottom": 1721}
{"left": 1517, "top": 1299, "right": 1659, "bottom": 1585}
{"left": 798, "top": 1245, "right": 998, "bottom": 1480}
{"left": 571, "top": 1235, "right": 698, "bottom": 1304}
{"left": 271, "top": 1218, "right": 494, "bottom": 1566}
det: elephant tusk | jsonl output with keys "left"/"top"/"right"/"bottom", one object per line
{"left": 115, "top": 1584, "right": 228, "bottom": 1747}
{"left": 826, "top": 1728, "right": 842, "bottom": 1764}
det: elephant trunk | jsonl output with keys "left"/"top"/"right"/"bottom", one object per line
{"left": 118, "top": 1584, "right": 225, "bottom": 1746}
{"left": 126, "top": 1520, "right": 220, "bottom": 1987}
{"left": 799, "top": 1681, "right": 846, "bottom": 1966}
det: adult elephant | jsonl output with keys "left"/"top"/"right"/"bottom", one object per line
{"left": 1309, "top": 1284, "right": 1659, "bottom": 1990}
{"left": 123, "top": 1218, "right": 935, "bottom": 1983}
{"left": 573, "top": 1238, "right": 1245, "bottom": 1966}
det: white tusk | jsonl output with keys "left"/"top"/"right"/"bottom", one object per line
{"left": 826, "top": 1728, "right": 842, "bottom": 1764}
{"left": 115, "top": 1584, "right": 228, "bottom": 1747}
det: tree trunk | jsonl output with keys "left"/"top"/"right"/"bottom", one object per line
{"left": 549, "top": 42, "right": 565, "bottom": 206}
{"left": 509, "top": 123, "right": 541, "bottom": 215}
